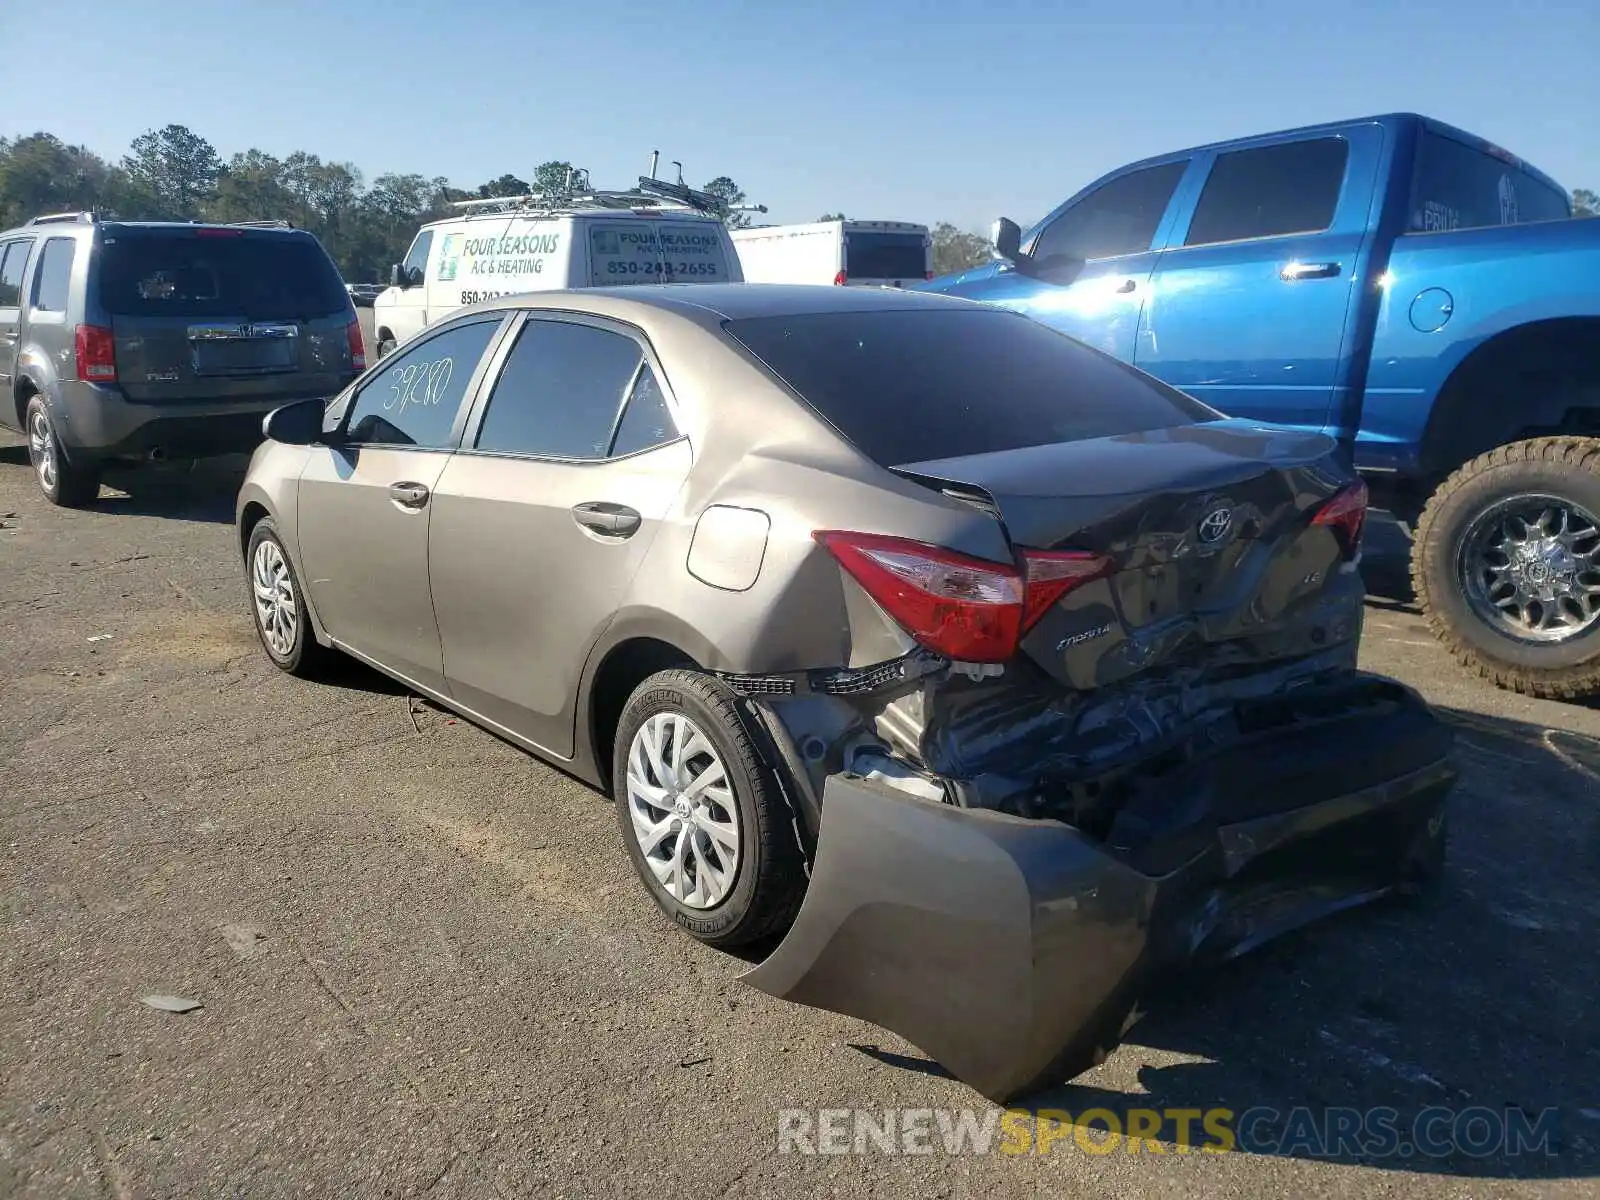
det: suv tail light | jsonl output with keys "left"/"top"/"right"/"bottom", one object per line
{"left": 73, "top": 325, "right": 117, "bottom": 382}
{"left": 833, "top": 270, "right": 848, "bottom": 285}
{"left": 815, "top": 531, "right": 1111, "bottom": 663}
{"left": 1312, "top": 480, "right": 1369, "bottom": 559}
{"left": 346, "top": 318, "right": 367, "bottom": 371}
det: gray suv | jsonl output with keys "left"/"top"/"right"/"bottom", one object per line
{"left": 0, "top": 211, "right": 364, "bottom": 506}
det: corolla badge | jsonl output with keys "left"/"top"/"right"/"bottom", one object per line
{"left": 1197, "top": 505, "right": 1234, "bottom": 545}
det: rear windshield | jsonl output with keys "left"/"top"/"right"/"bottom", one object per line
{"left": 1410, "top": 131, "right": 1570, "bottom": 232}
{"left": 588, "top": 221, "right": 733, "bottom": 285}
{"left": 723, "top": 308, "right": 1214, "bottom": 465}
{"left": 844, "top": 232, "right": 928, "bottom": 281}
{"left": 98, "top": 232, "right": 349, "bottom": 318}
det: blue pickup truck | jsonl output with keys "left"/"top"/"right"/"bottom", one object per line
{"left": 923, "top": 112, "right": 1600, "bottom": 700}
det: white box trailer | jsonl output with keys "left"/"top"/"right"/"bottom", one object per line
{"left": 731, "top": 220, "right": 932, "bottom": 288}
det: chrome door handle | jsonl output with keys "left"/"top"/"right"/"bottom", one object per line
{"left": 388, "top": 481, "right": 430, "bottom": 509}
{"left": 1280, "top": 262, "right": 1342, "bottom": 281}
{"left": 571, "top": 501, "right": 641, "bottom": 538}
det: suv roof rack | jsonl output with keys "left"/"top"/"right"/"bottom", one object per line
{"left": 227, "top": 219, "right": 296, "bottom": 229}
{"left": 27, "top": 211, "right": 97, "bottom": 226}
{"left": 447, "top": 153, "right": 768, "bottom": 222}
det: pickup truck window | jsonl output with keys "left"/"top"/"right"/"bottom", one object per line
{"left": 1409, "top": 131, "right": 1571, "bottom": 232}
{"left": 1183, "top": 138, "right": 1349, "bottom": 247}
{"left": 1030, "top": 161, "right": 1187, "bottom": 267}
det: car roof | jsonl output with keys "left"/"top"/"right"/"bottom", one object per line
{"left": 486, "top": 282, "right": 979, "bottom": 325}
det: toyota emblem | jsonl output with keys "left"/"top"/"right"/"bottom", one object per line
{"left": 1197, "top": 506, "right": 1234, "bottom": 544}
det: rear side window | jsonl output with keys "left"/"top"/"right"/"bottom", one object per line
{"left": 844, "top": 232, "right": 928, "bottom": 281}
{"left": 475, "top": 319, "right": 645, "bottom": 459}
{"left": 1030, "top": 162, "right": 1187, "bottom": 267}
{"left": 344, "top": 317, "right": 500, "bottom": 448}
{"left": 98, "top": 233, "right": 348, "bottom": 319}
{"left": 723, "top": 308, "right": 1213, "bottom": 466}
{"left": 1184, "top": 138, "right": 1348, "bottom": 246}
{"left": 1410, "top": 131, "right": 1571, "bottom": 232}
{"left": 609, "top": 365, "right": 679, "bottom": 457}
{"left": 0, "top": 240, "right": 32, "bottom": 308}
{"left": 31, "top": 238, "right": 76, "bottom": 313}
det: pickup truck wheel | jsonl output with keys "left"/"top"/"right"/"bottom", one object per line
{"left": 376, "top": 335, "right": 396, "bottom": 359}
{"left": 1412, "top": 436, "right": 1600, "bottom": 700}
{"left": 613, "top": 670, "right": 807, "bottom": 949}
{"left": 25, "top": 396, "right": 100, "bottom": 507}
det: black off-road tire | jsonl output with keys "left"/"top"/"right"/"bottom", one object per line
{"left": 244, "top": 517, "right": 333, "bottom": 679}
{"left": 613, "top": 670, "right": 807, "bottom": 949}
{"left": 1412, "top": 436, "right": 1600, "bottom": 700}
{"left": 25, "top": 396, "right": 100, "bottom": 508}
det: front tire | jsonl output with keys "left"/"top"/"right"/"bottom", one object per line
{"left": 25, "top": 396, "right": 100, "bottom": 507}
{"left": 245, "top": 517, "right": 332, "bottom": 678}
{"left": 1412, "top": 436, "right": 1600, "bottom": 700}
{"left": 613, "top": 670, "right": 807, "bottom": 948}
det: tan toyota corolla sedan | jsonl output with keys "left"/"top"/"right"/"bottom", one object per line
{"left": 235, "top": 284, "right": 1455, "bottom": 1102}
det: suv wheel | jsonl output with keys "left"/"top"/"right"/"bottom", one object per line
{"left": 25, "top": 396, "right": 100, "bottom": 507}
{"left": 1412, "top": 436, "right": 1600, "bottom": 699}
{"left": 613, "top": 670, "right": 807, "bottom": 948}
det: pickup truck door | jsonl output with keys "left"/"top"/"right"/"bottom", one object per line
{"left": 994, "top": 159, "right": 1195, "bottom": 360}
{"left": 1134, "top": 124, "right": 1385, "bottom": 437}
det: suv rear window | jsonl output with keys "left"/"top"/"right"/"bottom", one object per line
{"left": 1410, "top": 131, "right": 1571, "bottom": 232}
{"left": 98, "top": 232, "right": 348, "bottom": 318}
{"left": 844, "top": 232, "right": 927, "bottom": 281}
{"left": 723, "top": 308, "right": 1214, "bottom": 466}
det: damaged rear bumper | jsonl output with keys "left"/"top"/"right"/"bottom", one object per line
{"left": 739, "top": 677, "right": 1455, "bottom": 1104}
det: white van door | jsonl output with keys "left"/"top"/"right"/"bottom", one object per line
{"left": 585, "top": 221, "right": 736, "bottom": 286}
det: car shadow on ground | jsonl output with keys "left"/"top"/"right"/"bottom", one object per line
{"left": 91, "top": 458, "right": 250, "bottom": 525}
{"left": 851, "top": 707, "right": 1600, "bottom": 1180}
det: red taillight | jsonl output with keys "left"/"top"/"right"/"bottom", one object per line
{"left": 815, "top": 532, "right": 1111, "bottom": 663}
{"left": 73, "top": 324, "right": 117, "bottom": 382}
{"left": 347, "top": 318, "right": 367, "bottom": 371}
{"left": 925, "top": 270, "right": 935, "bottom": 280}
{"left": 1312, "top": 480, "right": 1369, "bottom": 559}
{"left": 833, "top": 270, "right": 848, "bottom": 285}
{"left": 1019, "top": 549, "right": 1114, "bottom": 631}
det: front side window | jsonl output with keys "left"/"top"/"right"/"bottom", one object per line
{"left": 1030, "top": 161, "right": 1188, "bottom": 268}
{"left": 343, "top": 317, "right": 501, "bottom": 448}
{"left": 31, "top": 237, "right": 77, "bottom": 313}
{"left": 1183, "top": 138, "right": 1348, "bottom": 247}
{"left": 0, "top": 240, "right": 32, "bottom": 308}
{"left": 403, "top": 230, "right": 433, "bottom": 281}
{"left": 474, "top": 319, "right": 648, "bottom": 459}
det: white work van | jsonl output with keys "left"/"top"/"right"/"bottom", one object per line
{"left": 372, "top": 176, "right": 746, "bottom": 356}
{"left": 730, "top": 220, "right": 931, "bottom": 288}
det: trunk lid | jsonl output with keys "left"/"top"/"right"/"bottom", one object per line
{"left": 97, "top": 227, "right": 358, "bottom": 404}
{"left": 891, "top": 420, "right": 1358, "bottom": 688}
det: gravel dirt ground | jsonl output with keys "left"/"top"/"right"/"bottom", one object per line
{"left": 2, "top": 434, "right": 1597, "bottom": 1199}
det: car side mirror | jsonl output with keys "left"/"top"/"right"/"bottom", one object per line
{"left": 262, "top": 397, "right": 337, "bottom": 447}
{"left": 991, "top": 217, "right": 1022, "bottom": 262}
{"left": 390, "top": 262, "right": 421, "bottom": 289}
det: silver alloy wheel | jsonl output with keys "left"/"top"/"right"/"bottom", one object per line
{"left": 27, "top": 407, "right": 57, "bottom": 492}
{"left": 1460, "top": 493, "right": 1600, "bottom": 644}
{"left": 626, "top": 711, "right": 741, "bottom": 909}
{"left": 251, "top": 538, "right": 299, "bottom": 657}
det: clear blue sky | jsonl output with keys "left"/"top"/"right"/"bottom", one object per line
{"left": 7, "top": 0, "right": 1597, "bottom": 230}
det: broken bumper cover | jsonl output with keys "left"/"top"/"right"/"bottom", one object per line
{"left": 739, "top": 679, "right": 1455, "bottom": 1104}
